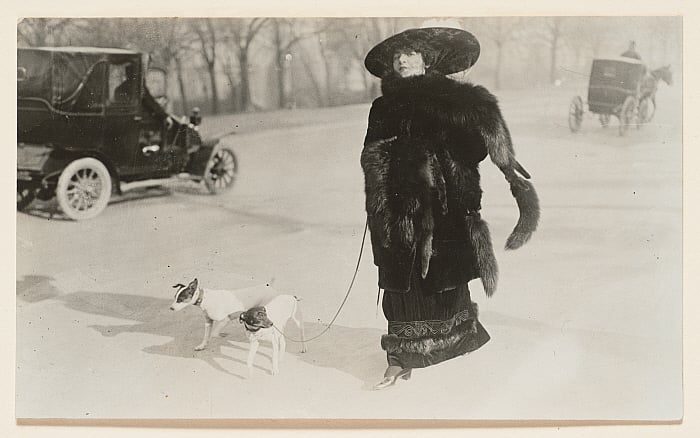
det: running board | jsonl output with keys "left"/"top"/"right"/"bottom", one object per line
{"left": 119, "top": 174, "right": 202, "bottom": 192}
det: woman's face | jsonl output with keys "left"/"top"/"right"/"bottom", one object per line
{"left": 392, "top": 50, "right": 427, "bottom": 78}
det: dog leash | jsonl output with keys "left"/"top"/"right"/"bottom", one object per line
{"left": 272, "top": 218, "right": 369, "bottom": 343}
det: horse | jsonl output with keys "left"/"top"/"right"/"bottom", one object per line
{"left": 638, "top": 65, "right": 673, "bottom": 123}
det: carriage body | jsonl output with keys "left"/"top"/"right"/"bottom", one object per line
{"left": 568, "top": 57, "right": 646, "bottom": 136}
{"left": 587, "top": 57, "right": 645, "bottom": 115}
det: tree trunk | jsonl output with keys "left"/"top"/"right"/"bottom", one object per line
{"left": 549, "top": 21, "right": 561, "bottom": 85}
{"left": 207, "top": 61, "right": 219, "bottom": 114}
{"left": 273, "top": 20, "right": 286, "bottom": 109}
{"left": 317, "top": 38, "right": 332, "bottom": 106}
{"left": 175, "top": 56, "right": 189, "bottom": 113}
{"left": 223, "top": 68, "right": 239, "bottom": 113}
{"left": 239, "top": 49, "right": 252, "bottom": 111}
{"left": 35, "top": 19, "right": 48, "bottom": 46}
{"left": 324, "top": 58, "right": 333, "bottom": 106}
{"left": 298, "top": 49, "right": 324, "bottom": 107}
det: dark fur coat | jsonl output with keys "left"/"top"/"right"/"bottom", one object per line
{"left": 361, "top": 72, "right": 539, "bottom": 296}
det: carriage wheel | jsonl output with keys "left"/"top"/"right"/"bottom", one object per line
{"left": 637, "top": 97, "right": 654, "bottom": 126}
{"left": 568, "top": 96, "right": 584, "bottom": 133}
{"left": 618, "top": 96, "right": 637, "bottom": 136}
{"left": 598, "top": 114, "right": 611, "bottom": 128}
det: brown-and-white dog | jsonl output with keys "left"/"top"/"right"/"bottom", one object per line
{"left": 239, "top": 295, "right": 306, "bottom": 376}
{"left": 169, "top": 278, "right": 306, "bottom": 376}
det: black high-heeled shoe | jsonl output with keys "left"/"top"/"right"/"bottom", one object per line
{"left": 373, "top": 368, "right": 412, "bottom": 390}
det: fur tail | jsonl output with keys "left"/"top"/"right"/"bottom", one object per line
{"left": 466, "top": 215, "right": 498, "bottom": 297}
{"left": 419, "top": 206, "right": 435, "bottom": 279}
{"left": 505, "top": 172, "right": 540, "bottom": 250}
{"left": 482, "top": 103, "right": 540, "bottom": 250}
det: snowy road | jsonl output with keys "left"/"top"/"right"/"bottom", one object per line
{"left": 15, "top": 84, "right": 682, "bottom": 420}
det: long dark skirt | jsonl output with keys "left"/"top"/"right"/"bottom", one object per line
{"left": 381, "top": 270, "right": 490, "bottom": 369}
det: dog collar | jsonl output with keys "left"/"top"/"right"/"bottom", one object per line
{"left": 193, "top": 287, "right": 204, "bottom": 306}
{"left": 243, "top": 322, "right": 263, "bottom": 333}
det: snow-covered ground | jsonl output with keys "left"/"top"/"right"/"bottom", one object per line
{"left": 15, "top": 83, "right": 682, "bottom": 420}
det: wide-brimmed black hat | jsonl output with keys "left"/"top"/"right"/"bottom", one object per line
{"left": 364, "top": 27, "right": 480, "bottom": 78}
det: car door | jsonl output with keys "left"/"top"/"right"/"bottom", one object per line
{"left": 103, "top": 59, "right": 163, "bottom": 179}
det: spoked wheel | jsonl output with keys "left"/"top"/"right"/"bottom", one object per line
{"left": 56, "top": 158, "right": 112, "bottom": 220}
{"left": 204, "top": 147, "right": 238, "bottom": 194}
{"left": 637, "top": 97, "right": 654, "bottom": 127}
{"left": 618, "top": 95, "right": 638, "bottom": 136}
{"left": 568, "top": 96, "right": 584, "bottom": 133}
{"left": 598, "top": 114, "right": 611, "bottom": 128}
{"left": 17, "top": 182, "right": 37, "bottom": 211}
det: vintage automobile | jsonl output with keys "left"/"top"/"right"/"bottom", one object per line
{"left": 17, "top": 46, "right": 237, "bottom": 220}
{"left": 568, "top": 57, "right": 646, "bottom": 136}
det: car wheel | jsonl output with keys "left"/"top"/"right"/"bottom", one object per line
{"left": 637, "top": 97, "right": 654, "bottom": 127}
{"left": 56, "top": 158, "right": 112, "bottom": 220}
{"left": 204, "top": 147, "right": 237, "bottom": 194}
{"left": 568, "top": 96, "right": 584, "bottom": 133}
{"left": 17, "top": 182, "right": 36, "bottom": 211}
{"left": 618, "top": 96, "right": 637, "bottom": 137}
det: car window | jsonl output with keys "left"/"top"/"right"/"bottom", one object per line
{"left": 108, "top": 62, "right": 138, "bottom": 106}
{"left": 73, "top": 62, "right": 106, "bottom": 112}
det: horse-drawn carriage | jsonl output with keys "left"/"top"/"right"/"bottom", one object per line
{"left": 568, "top": 57, "right": 672, "bottom": 136}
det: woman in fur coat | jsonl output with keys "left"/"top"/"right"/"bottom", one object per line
{"left": 361, "top": 27, "right": 540, "bottom": 389}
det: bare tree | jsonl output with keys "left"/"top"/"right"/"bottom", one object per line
{"left": 295, "top": 42, "right": 325, "bottom": 107}
{"left": 190, "top": 19, "right": 222, "bottom": 114}
{"left": 337, "top": 18, "right": 382, "bottom": 99}
{"left": 562, "top": 17, "right": 612, "bottom": 75}
{"left": 224, "top": 18, "right": 270, "bottom": 112}
{"left": 294, "top": 19, "right": 352, "bottom": 107}
{"left": 108, "top": 18, "right": 195, "bottom": 113}
{"left": 544, "top": 17, "right": 567, "bottom": 84}
{"left": 316, "top": 22, "right": 337, "bottom": 106}
{"left": 267, "top": 18, "right": 326, "bottom": 109}
{"left": 514, "top": 17, "right": 571, "bottom": 86}
{"left": 17, "top": 18, "right": 74, "bottom": 46}
{"left": 148, "top": 19, "right": 196, "bottom": 114}
{"left": 477, "top": 18, "right": 522, "bottom": 90}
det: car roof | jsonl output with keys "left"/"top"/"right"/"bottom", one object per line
{"left": 20, "top": 46, "right": 141, "bottom": 55}
{"left": 593, "top": 56, "right": 644, "bottom": 65}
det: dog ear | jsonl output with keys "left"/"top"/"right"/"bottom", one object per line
{"left": 172, "top": 283, "right": 185, "bottom": 289}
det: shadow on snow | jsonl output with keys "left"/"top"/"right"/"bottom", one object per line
{"left": 18, "top": 279, "right": 387, "bottom": 387}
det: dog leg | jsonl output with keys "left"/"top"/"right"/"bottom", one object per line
{"left": 278, "top": 332, "right": 286, "bottom": 363}
{"left": 210, "top": 319, "right": 228, "bottom": 338}
{"left": 246, "top": 339, "right": 260, "bottom": 378}
{"left": 271, "top": 334, "right": 280, "bottom": 375}
{"left": 293, "top": 304, "right": 307, "bottom": 353}
{"left": 195, "top": 317, "right": 213, "bottom": 351}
